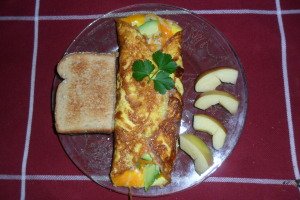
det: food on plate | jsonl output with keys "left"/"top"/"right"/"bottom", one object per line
{"left": 138, "top": 20, "right": 159, "bottom": 37}
{"left": 179, "top": 134, "right": 213, "bottom": 174}
{"left": 110, "top": 14, "right": 183, "bottom": 190}
{"left": 194, "top": 90, "right": 239, "bottom": 114}
{"left": 193, "top": 114, "right": 226, "bottom": 149}
{"left": 195, "top": 67, "right": 238, "bottom": 92}
{"left": 55, "top": 52, "right": 117, "bottom": 134}
{"left": 131, "top": 50, "right": 179, "bottom": 94}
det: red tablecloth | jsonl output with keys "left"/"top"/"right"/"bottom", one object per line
{"left": 1, "top": 0, "right": 300, "bottom": 199}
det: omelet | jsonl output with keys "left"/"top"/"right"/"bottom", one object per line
{"left": 110, "top": 14, "right": 183, "bottom": 190}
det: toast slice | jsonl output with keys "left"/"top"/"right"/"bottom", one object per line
{"left": 55, "top": 52, "right": 117, "bottom": 134}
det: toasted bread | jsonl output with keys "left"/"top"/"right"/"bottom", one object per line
{"left": 55, "top": 52, "right": 117, "bottom": 134}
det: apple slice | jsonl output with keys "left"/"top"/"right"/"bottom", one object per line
{"left": 195, "top": 67, "right": 238, "bottom": 92}
{"left": 179, "top": 134, "right": 213, "bottom": 174}
{"left": 193, "top": 114, "right": 226, "bottom": 149}
{"left": 195, "top": 90, "right": 239, "bottom": 114}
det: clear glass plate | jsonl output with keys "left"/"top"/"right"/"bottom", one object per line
{"left": 52, "top": 3, "right": 248, "bottom": 197}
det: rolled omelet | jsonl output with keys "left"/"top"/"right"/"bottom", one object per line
{"left": 110, "top": 14, "right": 183, "bottom": 190}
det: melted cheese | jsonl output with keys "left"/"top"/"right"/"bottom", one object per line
{"left": 121, "top": 14, "right": 146, "bottom": 27}
{"left": 121, "top": 14, "right": 182, "bottom": 48}
{"left": 112, "top": 169, "right": 144, "bottom": 187}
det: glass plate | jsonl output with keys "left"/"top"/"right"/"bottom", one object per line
{"left": 52, "top": 3, "right": 248, "bottom": 197}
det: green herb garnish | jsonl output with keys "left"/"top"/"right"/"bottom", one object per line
{"left": 152, "top": 50, "right": 177, "bottom": 74}
{"left": 154, "top": 71, "right": 175, "bottom": 94}
{"left": 132, "top": 50, "right": 177, "bottom": 94}
{"left": 132, "top": 60, "right": 155, "bottom": 81}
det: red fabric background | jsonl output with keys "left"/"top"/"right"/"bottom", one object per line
{"left": 0, "top": 0, "right": 299, "bottom": 199}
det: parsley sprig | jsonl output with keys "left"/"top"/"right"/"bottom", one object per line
{"left": 132, "top": 51, "right": 177, "bottom": 94}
